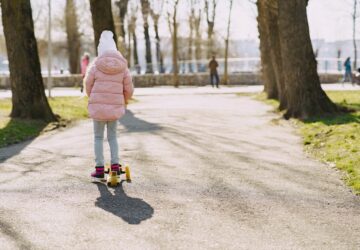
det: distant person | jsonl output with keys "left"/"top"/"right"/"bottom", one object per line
{"left": 209, "top": 55, "right": 219, "bottom": 88}
{"left": 80, "top": 53, "right": 90, "bottom": 93}
{"left": 84, "top": 30, "right": 134, "bottom": 182}
{"left": 343, "top": 57, "right": 353, "bottom": 84}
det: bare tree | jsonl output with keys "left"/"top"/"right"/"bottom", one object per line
{"left": 140, "top": 0, "right": 154, "bottom": 73}
{"left": 222, "top": 0, "right": 233, "bottom": 85}
{"left": 352, "top": 0, "right": 358, "bottom": 69}
{"left": 205, "top": 0, "right": 218, "bottom": 59}
{"left": 278, "top": 0, "right": 338, "bottom": 119}
{"left": 193, "top": 2, "right": 202, "bottom": 72}
{"left": 187, "top": 0, "right": 196, "bottom": 73}
{"left": 65, "top": 0, "right": 81, "bottom": 74}
{"left": 257, "top": 0, "right": 339, "bottom": 119}
{"left": 150, "top": 0, "right": 165, "bottom": 73}
{"left": 166, "top": 0, "right": 180, "bottom": 87}
{"left": 257, "top": 0, "right": 282, "bottom": 103}
{"left": 115, "top": 0, "right": 129, "bottom": 57}
{"left": 89, "top": 0, "right": 117, "bottom": 51}
{"left": 128, "top": 3, "right": 141, "bottom": 73}
{"left": 0, "top": 0, "right": 56, "bottom": 121}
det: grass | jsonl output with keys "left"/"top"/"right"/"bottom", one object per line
{"left": 0, "top": 96, "right": 89, "bottom": 148}
{"left": 0, "top": 96, "right": 138, "bottom": 148}
{"left": 254, "top": 91, "right": 360, "bottom": 194}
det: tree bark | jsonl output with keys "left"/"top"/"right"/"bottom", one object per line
{"left": 127, "top": 22, "right": 132, "bottom": 67}
{"left": 172, "top": 1, "right": 179, "bottom": 87}
{"left": 89, "top": 0, "right": 117, "bottom": 52}
{"left": 259, "top": 0, "right": 287, "bottom": 110}
{"left": 194, "top": 13, "right": 202, "bottom": 72}
{"left": 151, "top": 11, "right": 165, "bottom": 74}
{"left": 115, "top": 0, "right": 129, "bottom": 58}
{"left": 353, "top": 0, "right": 358, "bottom": 70}
{"left": 264, "top": 0, "right": 287, "bottom": 109}
{"left": 115, "top": 0, "right": 129, "bottom": 39}
{"left": 257, "top": 0, "right": 278, "bottom": 99}
{"left": 205, "top": 0, "right": 217, "bottom": 59}
{"left": 128, "top": 13, "right": 140, "bottom": 74}
{"left": 65, "top": 0, "right": 81, "bottom": 74}
{"left": 1, "top": 0, "right": 56, "bottom": 121}
{"left": 222, "top": 0, "right": 233, "bottom": 85}
{"left": 167, "top": 0, "right": 180, "bottom": 86}
{"left": 140, "top": 0, "right": 153, "bottom": 73}
{"left": 187, "top": 7, "right": 195, "bottom": 73}
{"left": 278, "top": 0, "right": 338, "bottom": 119}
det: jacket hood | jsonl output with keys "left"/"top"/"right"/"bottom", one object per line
{"left": 95, "top": 51, "right": 127, "bottom": 75}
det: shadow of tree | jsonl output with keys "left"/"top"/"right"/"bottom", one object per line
{"left": 0, "top": 118, "right": 48, "bottom": 163}
{"left": 303, "top": 111, "right": 360, "bottom": 126}
{"left": 119, "top": 110, "right": 162, "bottom": 133}
{"left": 95, "top": 181, "right": 154, "bottom": 225}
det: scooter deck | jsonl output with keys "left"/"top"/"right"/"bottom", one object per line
{"left": 105, "top": 165, "right": 131, "bottom": 187}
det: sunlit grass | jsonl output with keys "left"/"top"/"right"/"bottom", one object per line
{"left": 0, "top": 97, "right": 89, "bottom": 147}
{"left": 0, "top": 96, "right": 137, "bottom": 148}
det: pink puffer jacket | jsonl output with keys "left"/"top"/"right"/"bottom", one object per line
{"left": 85, "top": 50, "right": 134, "bottom": 121}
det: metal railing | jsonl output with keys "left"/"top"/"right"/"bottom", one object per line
{"left": 0, "top": 57, "right": 353, "bottom": 76}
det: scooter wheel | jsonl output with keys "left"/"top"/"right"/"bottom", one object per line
{"left": 125, "top": 166, "right": 131, "bottom": 182}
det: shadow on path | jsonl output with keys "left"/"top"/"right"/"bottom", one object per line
{"left": 119, "top": 110, "right": 162, "bottom": 133}
{"left": 95, "top": 181, "right": 154, "bottom": 225}
{"left": 0, "top": 118, "right": 50, "bottom": 164}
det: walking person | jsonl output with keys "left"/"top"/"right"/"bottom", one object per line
{"left": 80, "top": 53, "right": 90, "bottom": 93}
{"left": 209, "top": 55, "right": 220, "bottom": 88}
{"left": 343, "top": 57, "right": 353, "bottom": 84}
{"left": 84, "top": 30, "right": 134, "bottom": 181}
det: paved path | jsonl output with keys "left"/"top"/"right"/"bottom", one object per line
{"left": 0, "top": 90, "right": 359, "bottom": 249}
{"left": 0, "top": 83, "right": 360, "bottom": 99}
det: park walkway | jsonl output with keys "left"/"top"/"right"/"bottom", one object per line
{"left": 0, "top": 89, "right": 359, "bottom": 249}
{"left": 0, "top": 83, "right": 360, "bottom": 99}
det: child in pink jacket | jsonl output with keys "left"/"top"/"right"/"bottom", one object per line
{"left": 84, "top": 30, "right": 134, "bottom": 181}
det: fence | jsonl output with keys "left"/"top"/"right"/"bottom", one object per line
{"left": 127, "top": 57, "right": 350, "bottom": 75}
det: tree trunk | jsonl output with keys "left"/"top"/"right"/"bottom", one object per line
{"left": 140, "top": 0, "right": 153, "bottom": 73}
{"left": 115, "top": 0, "right": 129, "bottom": 38}
{"left": 187, "top": 9, "right": 194, "bottom": 73}
{"left": 278, "top": 0, "right": 338, "bottom": 119}
{"left": 153, "top": 17, "right": 165, "bottom": 73}
{"left": 115, "top": 0, "right": 129, "bottom": 57}
{"left": 172, "top": 4, "right": 179, "bottom": 87}
{"left": 132, "top": 29, "right": 140, "bottom": 74}
{"left": 257, "top": 0, "right": 278, "bottom": 99}
{"left": 194, "top": 14, "right": 202, "bottom": 72}
{"left": 65, "top": 0, "right": 81, "bottom": 74}
{"left": 222, "top": 0, "right": 233, "bottom": 85}
{"left": 89, "top": 0, "right": 117, "bottom": 52}
{"left": 1, "top": 0, "right": 56, "bottom": 121}
{"left": 265, "top": 0, "right": 287, "bottom": 109}
{"left": 128, "top": 13, "right": 140, "bottom": 73}
{"left": 259, "top": 0, "right": 287, "bottom": 110}
{"left": 127, "top": 22, "right": 132, "bottom": 66}
{"left": 353, "top": 0, "right": 357, "bottom": 70}
{"left": 205, "top": 0, "right": 217, "bottom": 59}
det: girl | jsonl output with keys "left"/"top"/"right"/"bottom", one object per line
{"left": 84, "top": 30, "right": 134, "bottom": 181}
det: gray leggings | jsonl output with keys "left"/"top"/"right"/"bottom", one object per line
{"left": 93, "top": 120, "right": 119, "bottom": 166}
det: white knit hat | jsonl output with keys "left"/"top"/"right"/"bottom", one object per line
{"left": 97, "top": 30, "right": 117, "bottom": 56}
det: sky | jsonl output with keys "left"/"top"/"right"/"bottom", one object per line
{"left": 26, "top": 0, "right": 358, "bottom": 43}
{"left": 226, "top": 0, "right": 357, "bottom": 42}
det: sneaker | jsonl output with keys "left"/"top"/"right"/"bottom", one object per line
{"left": 91, "top": 166, "right": 105, "bottom": 181}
